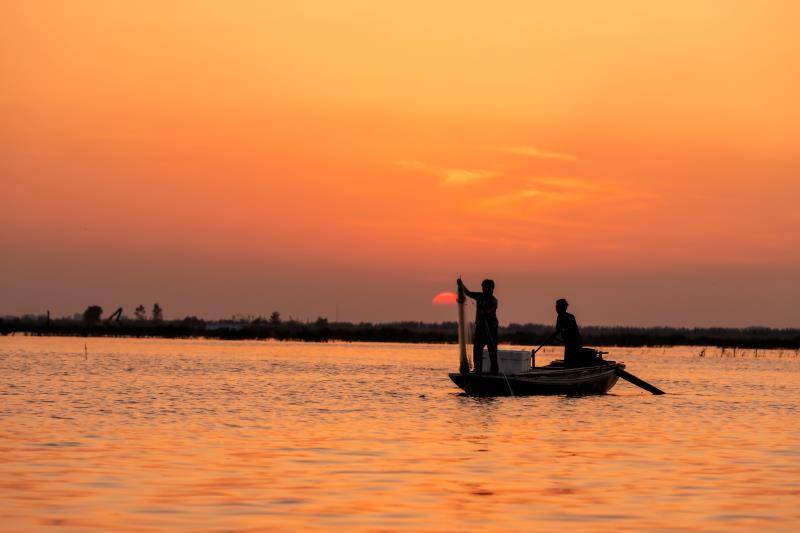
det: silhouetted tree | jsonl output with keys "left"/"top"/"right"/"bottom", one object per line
{"left": 315, "top": 316, "right": 328, "bottom": 327}
{"left": 182, "top": 316, "right": 205, "bottom": 329}
{"left": 134, "top": 305, "right": 147, "bottom": 321}
{"left": 152, "top": 303, "right": 163, "bottom": 323}
{"left": 83, "top": 305, "right": 103, "bottom": 325}
{"left": 270, "top": 311, "right": 282, "bottom": 325}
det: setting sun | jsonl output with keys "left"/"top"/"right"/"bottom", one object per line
{"left": 432, "top": 292, "right": 458, "bottom": 306}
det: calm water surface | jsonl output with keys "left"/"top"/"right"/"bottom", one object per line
{"left": 1, "top": 337, "right": 798, "bottom": 531}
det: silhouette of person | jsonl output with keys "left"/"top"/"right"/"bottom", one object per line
{"left": 545, "top": 298, "right": 589, "bottom": 367}
{"left": 457, "top": 278, "right": 499, "bottom": 374}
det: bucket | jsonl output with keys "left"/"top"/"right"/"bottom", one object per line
{"left": 481, "top": 349, "right": 530, "bottom": 375}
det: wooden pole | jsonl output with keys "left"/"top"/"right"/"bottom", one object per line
{"left": 457, "top": 283, "right": 469, "bottom": 375}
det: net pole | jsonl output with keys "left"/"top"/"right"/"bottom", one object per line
{"left": 457, "top": 283, "right": 470, "bottom": 374}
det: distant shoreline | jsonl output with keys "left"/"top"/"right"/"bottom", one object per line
{"left": 2, "top": 318, "right": 798, "bottom": 349}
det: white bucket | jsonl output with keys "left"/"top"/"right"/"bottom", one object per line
{"left": 481, "top": 349, "right": 531, "bottom": 375}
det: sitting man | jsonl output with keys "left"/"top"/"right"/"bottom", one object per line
{"left": 457, "top": 278, "right": 499, "bottom": 374}
{"left": 544, "top": 298, "right": 599, "bottom": 367}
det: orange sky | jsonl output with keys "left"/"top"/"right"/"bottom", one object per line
{"left": 2, "top": 1, "right": 799, "bottom": 326}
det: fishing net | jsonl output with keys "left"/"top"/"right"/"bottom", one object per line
{"left": 456, "top": 289, "right": 477, "bottom": 372}
{"left": 462, "top": 298, "right": 476, "bottom": 346}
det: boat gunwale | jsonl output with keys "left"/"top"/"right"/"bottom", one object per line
{"left": 450, "top": 362, "right": 624, "bottom": 380}
{"left": 447, "top": 362, "right": 624, "bottom": 396}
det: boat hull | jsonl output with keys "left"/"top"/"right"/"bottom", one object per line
{"left": 449, "top": 362, "right": 624, "bottom": 396}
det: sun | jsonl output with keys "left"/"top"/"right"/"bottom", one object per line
{"left": 432, "top": 292, "right": 458, "bottom": 306}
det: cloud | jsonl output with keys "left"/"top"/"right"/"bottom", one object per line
{"left": 495, "top": 146, "right": 577, "bottom": 161}
{"left": 441, "top": 169, "right": 497, "bottom": 184}
{"left": 475, "top": 175, "right": 660, "bottom": 214}
{"left": 395, "top": 160, "right": 498, "bottom": 185}
{"left": 477, "top": 187, "right": 559, "bottom": 210}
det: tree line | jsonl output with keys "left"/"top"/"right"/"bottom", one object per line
{"left": 82, "top": 303, "right": 164, "bottom": 324}
{"left": 1, "top": 309, "right": 799, "bottom": 349}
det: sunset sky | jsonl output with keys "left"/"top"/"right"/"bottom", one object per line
{"left": 2, "top": 1, "right": 798, "bottom": 327}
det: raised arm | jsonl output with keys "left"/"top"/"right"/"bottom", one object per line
{"left": 456, "top": 278, "right": 483, "bottom": 300}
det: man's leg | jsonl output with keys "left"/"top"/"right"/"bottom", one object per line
{"left": 564, "top": 346, "right": 577, "bottom": 367}
{"left": 487, "top": 324, "right": 499, "bottom": 374}
{"left": 565, "top": 346, "right": 593, "bottom": 367}
{"left": 578, "top": 347, "right": 600, "bottom": 366}
{"left": 472, "top": 336, "right": 485, "bottom": 374}
{"left": 487, "top": 342, "right": 499, "bottom": 374}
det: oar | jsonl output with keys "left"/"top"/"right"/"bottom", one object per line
{"left": 615, "top": 368, "right": 665, "bottom": 395}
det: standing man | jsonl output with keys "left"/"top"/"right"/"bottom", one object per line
{"left": 457, "top": 278, "right": 499, "bottom": 374}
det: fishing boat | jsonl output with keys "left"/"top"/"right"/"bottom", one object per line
{"left": 450, "top": 283, "right": 664, "bottom": 397}
{"left": 449, "top": 361, "right": 623, "bottom": 396}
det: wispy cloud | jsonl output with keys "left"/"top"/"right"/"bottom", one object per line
{"left": 494, "top": 146, "right": 577, "bottom": 161}
{"left": 441, "top": 169, "right": 497, "bottom": 184}
{"left": 476, "top": 175, "right": 660, "bottom": 213}
{"left": 477, "top": 187, "right": 561, "bottom": 210}
{"left": 395, "top": 160, "right": 498, "bottom": 185}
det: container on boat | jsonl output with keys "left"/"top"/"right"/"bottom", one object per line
{"left": 481, "top": 349, "right": 531, "bottom": 375}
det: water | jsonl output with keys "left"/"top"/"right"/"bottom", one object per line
{"left": 1, "top": 337, "right": 798, "bottom": 531}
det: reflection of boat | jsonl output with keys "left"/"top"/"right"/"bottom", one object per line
{"left": 449, "top": 361, "right": 623, "bottom": 396}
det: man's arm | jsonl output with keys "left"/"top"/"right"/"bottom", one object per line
{"left": 456, "top": 278, "right": 482, "bottom": 300}
{"left": 543, "top": 319, "right": 563, "bottom": 344}
{"left": 533, "top": 328, "right": 560, "bottom": 357}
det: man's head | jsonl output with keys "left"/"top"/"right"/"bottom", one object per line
{"left": 555, "top": 298, "right": 569, "bottom": 314}
{"left": 481, "top": 279, "right": 495, "bottom": 295}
